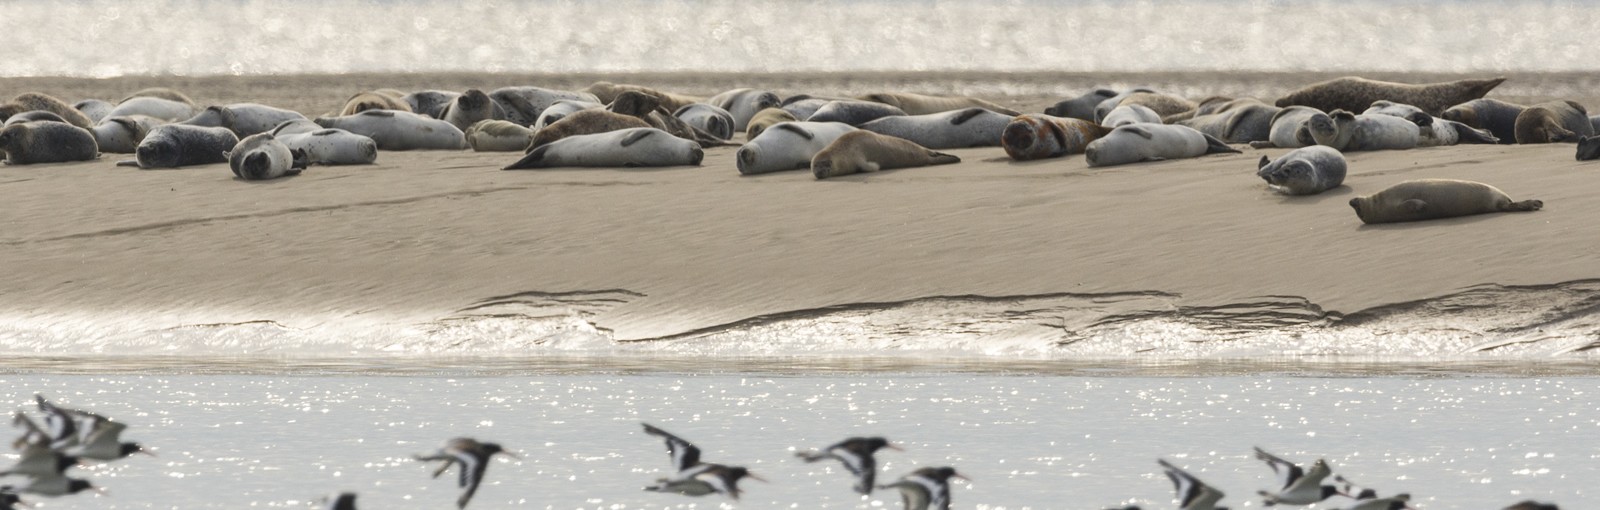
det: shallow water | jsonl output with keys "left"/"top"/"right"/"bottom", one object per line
{"left": 1, "top": 371, "right": 1595, "bottom": 509}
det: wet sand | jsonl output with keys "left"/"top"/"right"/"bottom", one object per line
{"left": 2, "top": 72, "right": 1598, "bottom": 343}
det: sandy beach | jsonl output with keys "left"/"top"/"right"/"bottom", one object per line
{"left": 2, "top": 72, "right": 1598, "bottom": 351}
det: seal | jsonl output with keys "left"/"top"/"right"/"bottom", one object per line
{"left": 1092, "top": 90, "right": 1192, "bottom": 123}
{"left": 1276, "top": 77, "right": 1505, "bottom": 116}
{"left": 1043, "top": 88, "right": 1119, "bottom": 120}
{"left": 1100, "top": 104, "right": 1162, "bottom": 127}
{"left": 533, "top": 100, "right": 603, "bottom": 130}
{"left": 464, "top": 120, "right": 534, "bottom": 152}
{"left": 504, "top": 127, "right": 704, "bottom": 169}
{"left": 1349, "top": 179, "right": 1541, "bottom": 224}
{"left": 735, "top": 121, "right": 857, "bottom": 175}
{"left": 673, "top": 103, "right": 736, "bottom": 140}
{"left": 90, "top": 115, "right": 164, "bottom": 153}
{"left": 0, "top": 122, "right": 98, "bottom": 165}
{"left": 1001, "top": 114, "right": 1113, "bottom": 161}
{"left": 746, "top": 108, "right": 799, "bottom": 140}
{"left": 526, "top": 109, "right": 651, "bottom": 150}
{"left": 583, "top": 82, "right": 704, "bottom": 113}
{"left": 1513, "top": 100, "right": 1593, "bottom": 144}
{"left": 490, "top": 86, "right": 603, "bottom": 127}
{"left": 605, "top": 91, "right": 729, "bottom": 147}
{"left": 1172, "top": 98, "right": 1281, "bottom": 143}
{"left": 810, "top": 130, "right": 961, "bottom": 179}
{"left": 181, "top": 103, "right": 309, "bottom": 138}
{"left": 312, "top": 110, "right": 466, "bottom": 151}
{"left": 227, "top": 132, "right": 309, "bottom": 180}
{"left": 1, "top": 93, "right": 95, "bottom": 128}
{"left": 2, "top": 110, "right": 68, "bottom": 126}
{"left": 1364, "top": 100, "right": 1498, "bottom": 146}
{"left": 1306, "top": 110, "right": 1423, "bottom": 152}
{"left": 1440, "top": 99, "right": 1525, "bottom": 145}
{"left": 271, "top": 120, "right": 379, "bottom": 165}
{"left": 1248, "top": 106, "right": 1326, "bottom": 149}
{"left": 119, "top": 87, "right": 197, "bottom": 107}
{"left": 708, "top": 89, "right": 782, "bottom": 132}
{"left": 403, "top": 90, "right": 462, "bottom": 118}
{"left": 857, "top": 92, "right": 1020, "bottom": 116}
{"left": 106, "top": 97, "right": 197, "bottom": 122}
{"left": 1083, "top": 124, "right": 1241, "bottom": 167}
{"left": 805, "top": 100, "right": 907, "bottom": 126}
{"left": 779, "top": 95, "right": 839, "bottom": 121}
{"left": 1576, "top": 135, "right": 1600, "bottom": 161}
{"left": 437, "top": 89, "right": 498, "bottom": 131}
{"left": 115, "top": 124, "right": 239, "bottom": 169}
{"left": 1256, "top": 146, "right": 1347, "bottom": 195}
{"left": 74, "top": 99, "right": 115, "bottom": 123}
{"left": 338, "top": 91, "right": 413, "bottom": 116}
{"left": 858, "top": 107, "right": 1013, "bottom": 149}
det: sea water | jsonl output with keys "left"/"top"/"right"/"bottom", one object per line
{"left": 4, "top": 0, "right": 1600, "bottom": 77}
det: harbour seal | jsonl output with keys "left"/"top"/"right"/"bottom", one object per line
{"left": 1276, "top": 77, "right": 1505, "bottom": 117}
{"left": 708, "top": 88, "right": 782, "bottom": 132}
{"left": 438, "top": 89, "right": 497, "bottom": 131}
{"left": 533, "top": 100, "right": 603, "bottom": 130}
{"left": 1256, "top": 146, "right": 1347, "bottom": 195}
{"left": 1172, "top": 98, "right": 1281, "bottom": 143}
{"left": 1100, "top": 104, "right": 1162, "bottom": 127}
{"left": 673, "top": 103, "right": 736, "bottom": 140}
{"left": 857, "top": 107, "right": 1013, "bottom": 149}
{"left": 180, "top": 103, "right": 308, "bottom": 138}
{"left": 1574, "top": 135, "right": 1600, "bottom": 161}
{"left": 312, "top": 110, "right": 466, "bottom": 151}
{"left": 605, "top": 91, "right": 729, "bottom": 147}
{"left": 527, "top": 109, "right": 651, "bottom": 150}
{"left": 1307, "top": 110, "right": 1422, "bottom": 152}
{"left": 1094, "top": 90, "right": 1194, "bottom": 123}
{"left": 779, "top": 96, "right": 835, "bottom": 121}
{"left": 0, "top": 122, "right": 98, "bottom": 165}
{"left": 1349, "top": 179, "right": 1541, "bottom": 224}
{"left": 465, "top": 120, "right": 534, "bottom": 152}
{"left": 806, "top": 100, "right": 907, "bottom": 126}
{"left": 810, "top": 130, "right": 960, "bottom": 179}
{"left": 116, "top": 124, "right": 238, "bottom": 169}
{"left": 120, "top": 87, "right": 197, "bottom": 107}
{"left": 1513, "top": 101, "right": 1593, "bottom": 144}
{"left": 1440, "top": 99, "right": 1525, "bottom": 145}
{"left": 2, "top": 110, "right": 68, "bottom": 126}
{"left": 1364, "top": 100, "right": 1498, "bottom": 146}
{"left": 74, "top": 99, "right": 115, "bottom": 123}
{"left": 402, "top": 90, "right": 461, "bottom": 118}
{"left": 106, "top": 97, "right": 197, "bottom": 122}
{"left": 1084, "top": 124, "right": 1241, "bottom": 167}
{"left": 583, "top": 82, "right": 704, "bottom": 112}
{"left": 736, "top": 121, "right": 857, "bottom": 175}
{"left": 857, "top": 92, "right": 1020, "bottom": 116}
{"left": 338, "top": 91, "right": 413, "bottom": 116}
{"left": 490, "top": 86, "right": 603, "bottom": 127}
{"left": 90, "top": 115, "right": 164, "bottom": 153}
{"left": 747, "top": 108, "right": 799, "bottom": 140}
{"left": 1001, "top": 114, "right": 1113, "bottom": 161}
{"left": 504, "top": 127, "right": 703, "bottom": 169}
{"left": 1044, "top": 88, "right": 1119, "bottom": 120}
{"left": 1249, "top": 106, "right": 1325, "bottom": 149}
{"left": 271, "top": 120, "right": 379, "bottom": 165}
{"left": 1, "top": 93, "right": 95, "bottom": 128}
{"left": 227, "top": 132, "right": 309, "bottom": 181}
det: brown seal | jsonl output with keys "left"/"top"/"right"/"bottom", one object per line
{"left": 338, "top": 91, "right": 414, "bottom": 116}
{"left": 606, "top": 91, "right": 731, "bottom": 147}
{"left": 583, "top": 82, "right": 704, "bottom": 113}
{"left": 1, "top": 93, "right": 95, "bottom": 129}
{"left": 0, "top": 122, "right": 99, "bottom": 165}
{"left": 810, "top": 131, "right": 961, "bottom": 179}
{"left": 746, "top": 108, "right": 799, "bottom": 140}
{"left": 857, "top": 92, "right": 1021, "bottom": 116}
{"left": 1114, "top": 91, "right": 1198, "bottom": 118}
{"left": 1512, "top": 100, "right": 1593, "bottom": 144}
{"left": 1349, "top": 179, "right": 1541, "bottom": 224}
{"left": 1001, "top": 114, "right": 1113, "bottom": 161}
{"left": 1276, "top": 76, "right": 1505, "bottom": 117}
{"left": 525, "top": 109, "right": 651, "bottom": 151}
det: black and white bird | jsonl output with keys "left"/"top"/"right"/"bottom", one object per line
{"left": 640, "top": 423, "right": 765, "bottom": 500}
{"left": 1333, "top": 476, "right": 1413, "bottom": 510}
{"left": 0, "top": 440, "right": 78, "bottom": 478}
{"left": 1, "top": 487, "right": 28, "bottom": 510}
{"left": 65, "top": 417, "right": 148, "bottom": 461}
{"left": 1159, "top": 459, "right": 1227, "bottom": 510}
{"left": 877, "top": 466, "right": 968, "bottom": 510}
{"left": 1253, "top": 447, "right": 1339, "bottom": 506}
{"left": 321, "top": 492, "right": 358, "bottom": 510}
{"left": 4, "top": 473, "right": 98, "bottom": 497}
{"left": 413, "top": 437, "right": 519, "bottom": 509}
{"left": 796, "top": 436, "right": 902, "bottom": 494}
{"left": 32, "top": 396, "right": 88, "bottom": 451}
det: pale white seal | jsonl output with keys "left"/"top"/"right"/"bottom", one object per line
{"left": 503, "top": 128, "right": 704, "bottom": 169}
{"left": 270, "top": 120, "right": 378, "bottom": 165}
{"left": 1100, "top": 104, "right": 1162, "bottom": 127}
{"left": 857, "top": 92, "right": 1021, "bottom": 116}
{"left": 313, "top": 110, "right": 466, "bottom": 151}
{"left": 0, "top": 122, "right": 98, "bottom": 165}
{"left": 227, "top": 132, "right": 308, "bottom": 180}
{"left": 1256, "top": 146, "right": 1347, "bottom": 195}
{"left": 1363, "top": 100, "right": 1498, "bottom": 146}
{"left": 1349, "top": 179, "right": 1541, "bottom": 224}
{"left": 673, "top": 103, "right": 736, "bottom": 140}
{"left": 735, "top": 121, "right": 857, "bottom": 175}
{"left": 181, "top": 103, "right": 308, "bottom": 138}
{"left": 464, "top": 120, "right": 534, "bottom": 152}
{"left": 1249, "top": 106, "right": 1327, "bottom": 149}
{"left": 857, "top": 107, "right": 1013, "bottom": 149}
{"left": 106, "top": 97, "right": 197, "bottom": 122}
{"left": 1083, "top": 124, "right": 1240, "bottom": 167}
{"left": 708, "top": 89, "right": 782, "bottom": 132}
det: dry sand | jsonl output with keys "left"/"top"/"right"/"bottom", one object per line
{"left": 2, "top": 73, "right": 1597, "bottom": 343}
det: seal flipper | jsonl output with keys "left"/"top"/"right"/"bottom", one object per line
{"left": 773, "top": 123, "right": 814, "bottom": 141}
{"left": 1122, "top": 126, "right": 1155, "bottom": 140}
{"left": 1201, "top": 133, "right": 1242, "bottom": 154}
{"left": 1450, "top": 122, "right": 1499, "bottom": 145}
{"left": 1249, "top": 141, "right": 1277, "bottom": 149}
{"left": 928, "top": 151, "right": 961, "bottom": 165}
{"left": 620, "top": 129, "right": 656, "bottom": 147}
{"left": 1576, "top": 135, "right": 1600, "bottom": 161}
{"left": 1504, "top": 199, "right": 1543, "bottom": 212}
{"left": 1257, "top": 155, "right": 1271, "bottom": 169}
{"left": 503, "top": 144, "right": 550, "bottom": 170}
{"left": 949, "top": 108, "right": 986, "bottom": 125}
{"left": 1402, "top": 199, "right": 1428, "bottom": 214}
{"left": 291, "top": 148, "right": 310, "bottom": 170}
{"left": 115, "top": 159, "right": 141, "bottom": 167}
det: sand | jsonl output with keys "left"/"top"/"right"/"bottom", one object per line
{"left": 2, "top": 73, "right": 1597, "bottom": 344}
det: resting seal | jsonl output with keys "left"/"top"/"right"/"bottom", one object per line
{"left": 90, "top": 115, "right": 164, "bottom": 153}
{"left": 527, "top": 109, "right": 651, "bottom": 150}
{"left": 533, "top": 100, "right": 603, "bottom": 130}
{"left": 810, "top": 131, "right": 960, "bottom": 179}
{"left": 1364, "top": 100, "right": 1498, "bottom": 146}
{"left": 1276, "top": 77, "right": 1504, "bottom": 117}
{"left": 1349, "top": 179, "right": 1541, "bottom": 224}
{"left": 1513, "top": 101, "right": 1593, "bottom": 144}
{"left": 181, "top": 103, "right": 308, "bottom": 138}
{"left": 746, "top": 108, "right": 799, "bottom": 140}
{"left": 402, "top": 90, "right": 461, "bottom": 118}
{"left": 271, "top": 120, "right": 379, "bottom": 165}
{"left": 858, "top": 108, "right": 1013, "bottom": 149}
{"left": 1100, "top": 104, "right": 1162, "bottom": 127}
{"left": 120, "top": 88, "right": 197, "bottom": 107}
{"left": 673, "top": 103, "right": 736, "bottom": 140}
{"left": 312, "top": 110, "right": 466, "bottom": 151}
{"left": 491, "top": 86, "right": 602, "bottom": 127}
{"left": 338, "top": 91, "right": 413, "bottom": 116}
{"left": 504, "top": 128, "right": 703, "bottom": 169}
{"left": 1256, "top": 146, "right": 1347, "bottom": 195}
{"left": 107, "top": 97, "right": 197, "bottom": 122}
{"left": 1001, "top": 114, "right": 1113, "bottom": 161}
{"left": 1043, "top": 88, "right": 1118, "bottom": 120}
{"left": 438, "top": 89, "right": 497, "bottom": 131}
{"left": 116, "top": 124, "right": 238, "bottom": 169}
{"left": 605, "top": 91, "right": 729, "bottom": 147}
{"left": 1248, "top": 106, "right": 1326, "bottom": 149}
{"left": 1440, "top": 99, "right": 1525, "bottom": 145}
{"left": 465, "top": 120, "right": 534, "bottom": 152}
{"left": 1172, "top": 98, "right": 1281, "bottom": 143}
{"left": 1578, "top": 135, "right": 1600, "bottom": 161}
{"left": 1084, "top": 124, "right": 1240, "bottom": 167}
{"left": 1, "top": 93, "right": 95, "bottom": 128}
{"left": 583, "top": 82, "right": 704, "bottom": 112}
{"left": 1094, "top": 90, "right": 1194, "bottom": 123}
{"left": 74, "top": 99, "right": 115, "bottom": 123}
{"left": 857, "top": 92, "right": 1020, "bottom": 116}
{"left": 736, "top": 121, "right": 857, "bottom": 175}
{"left": 779, "top": 95, "right": 838, "bottom": 121}
{"left": 1307, "top": 110, "right": 1423, "bottom": 152}
{"left": 708, "top": 89, "right": 782, "bottom": 132}
{"left": 0, "top": 122, "right": 98, "bottom": 165}
{"left": 2, "top": 111, "right": 68, "bottom": 126}
{"left": 227, "top": 132, "right": 308, "bottom": 180}
{"left": 805, "top": 100, "right": 907, "bottom": 126}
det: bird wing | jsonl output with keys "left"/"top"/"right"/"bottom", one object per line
{"left": 829, "top": 443, "right": 871, "bottom": 476}
{"left": 34, "top": 396, "right": 79, "bottom": 448}
{"left": 1161, "top": 459, "right": 1224, "bottom": 510}
{"left": 452, "top": 449, "right": 488, "bottom": 509}
{"left": 885, "top": 479, "right": 932, "bottom": 510}
{"left": 77, "top": 420, "right": 127, "bottom": 455}
{"left": 641, "top": 423, "right": 701, "bottom": 472}
{"left": 916, "top": 475, "right": 951, "bottom": 510}
{"left": 1253, "top": 447, "right": 1304, "bottom": 491}
{"left": 692, "top": 465, "right": 740, "bottom": 500}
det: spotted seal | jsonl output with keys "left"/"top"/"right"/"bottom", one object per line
{"left": 1001, "top": 114, "right": 1113, "bottom": 161}
{"left": 1256, "top": 146, "right": 1347, "bottom": 195}
{"left": 1276, "top": 77, "right": 1505, "bottom": 117}
{"left": 227, "top": 132, "right": 309, "bottom": 180}
{"left": 1349, "top": 179, "right": 1541, "bottom": 224}
{"left": 116, "top": 124, "right": 239, "bottom": 169}
{"left": 0, "top": 122, "right": 98, "bottom": 165}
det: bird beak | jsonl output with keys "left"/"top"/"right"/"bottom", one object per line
{"left": 952, "top": 472, "right": 971, "bottom": 482}
{"left": 12, "top": 500, "right": 31, "bottom": 508}
{"left": 885, "top": 443, "right": 906, "bottom": 451}
{"left": 501, "top": 452, "right": 522, "bottom": 460}
{"left": 138, "top": 449, "right": 157, "bottom": 457}
{"left": 746, "top": 473, "right": 769, "bottom": 483}
{"left": 93, "top": 487, "right": 109, "bottom": 496}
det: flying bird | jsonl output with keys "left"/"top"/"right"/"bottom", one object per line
{"left": 878, "top": 466, "right": 968, "bottom": 510}
{"left": 413, "top": 437, "right": 518, "bottom": 509}
{"left": 1253, "top": 447, "right": 1339, "bottom": 506}
{"left": 640, "top": 423, "right": 765, "bottom": 500}
{"left": 796, "top": 436, "right": 902, "bottom": 494}
{"left": 1159, "top": 459, "right": 1227, "bottom": 510}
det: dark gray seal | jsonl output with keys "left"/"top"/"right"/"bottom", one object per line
{"left": 403, "top": 90, "right": 462, "bottom": 118}
{"left": 1043, "top": 88, "right": 1118, "bottom": 120}
{"left": 116, "top": 124, "right": 239, "bottom": 169}
{"left": 1349, "top": 179, "right": 1541, "bottom": 224}
{"left": 2, "top": 110, "right": 68, "bottom": 126}
{"left": 227, "top": 132, "right": 309, "bottom": 180}
{"left": 1172, "top": 98, "right": 1281, "bottom": 144}
{"left": 1575, "top": 135, "right": 1600, "bottom": 161}
{"left": 1276, "top": 77, "right": 1505, "bottom": 117}
{"left": 806, "top": 100, "right": 907, "bottom": 126}
{"left": 490, "top": 86, "right": 601, "bottom": 127}
{"left": 181, "top": 103, "right": 308, "bottom": 138}
{"left": 673, "top": 103, "right": 736, "bottom": 140}
{"left": 1441, "top": 99, "right": 1525, "bottom": 145}
{"left": 1513, "top": 100, "right": 1593, "bottom": 144}
{"left": 1256, "top": 146, "right": 1346, "bottom": 195}
{"left": 0, "top": 122, "right": 98, "bottom": 165}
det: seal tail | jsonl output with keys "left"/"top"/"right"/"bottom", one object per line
{"left": 928, "top": 151, "right": 961, "bottom": 165}
{"left": 1464, "top": 77, "right": 1508, "bottom": 100}
{"left": 1201, "top": 133, "right": 1242, "bottom": 154}
{"left": 114, "top": 159, "right": 141, "bottom": 168}
{"left": 1503, "top": 199, "right": 1543, "bottom": 212}
{"left": 503, "top": 145, "right": 549, "bottom": 170}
